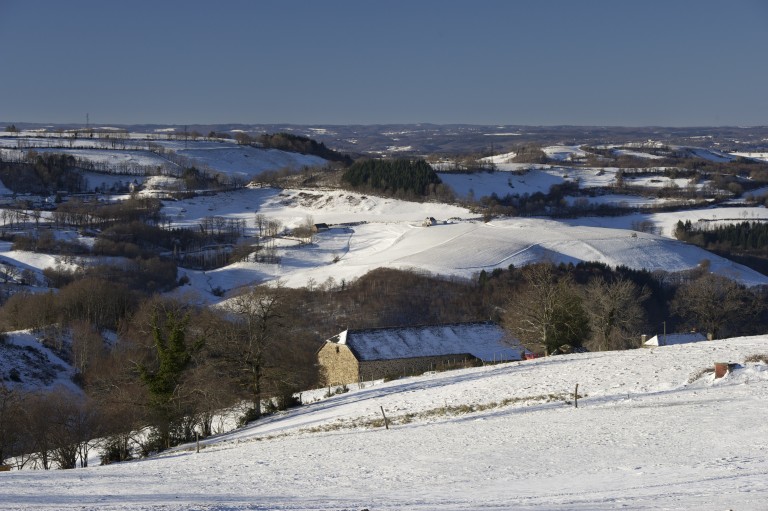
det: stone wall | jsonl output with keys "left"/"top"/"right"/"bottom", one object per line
{"left": 317, "top": 343, "right": 359, "bottom": 386}
{"left": 358, "top": 354, "right": 476, "bottom": 382}
{"left": 319, "top": 343, "right": 480, "bottom": 385}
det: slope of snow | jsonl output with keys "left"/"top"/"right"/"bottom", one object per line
{"left": 159, "top": 189, "right": 768, "bottom": 295}
{"left": 0, "top": 330, "right": 80, "bottom": 393}
{"left": 570, "top": 206, "right": 768, "bottom": 239}
{"left": 731, "top": 151, "right": 768, "bottom": 162}
{"left": 33, "top": 148, "right": 169, "bottom": 169}
{"left": 162, "top": 187, "right": 471, "bottom": 231}
{"left": 0, "top": 184, "right": 765, "bottom": 301}
{"left": 613, "top": 148, "right": 665, "bottom": 159}
{"left": 337, "top": 218, "right": 767, "bottom": 287}
{"left": 543, "top": 144, "right": 587, "bottom": 161}
{"left": 438, "top": 169, "right": 565, "bottom": 199}
{"left": 565, "top": 194, "right": 680, "bottom": 207}
{"left": 151, "top": 141, "right": 327, "bottom": 180}
{"left": 2, "top": 335, "right": 767, "bottom": 510}
{"left": 686, "top": 147, "right": 735, "bottom": 163}
{"left": 175, "top": 213, "right": 768, "bottom": 299}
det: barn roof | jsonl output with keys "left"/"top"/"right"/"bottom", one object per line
{"left": 644, "top": 332, "right": 707, "bottom": 346}
{"left": 326, "top": 322, "right": 523, "bottom": 362}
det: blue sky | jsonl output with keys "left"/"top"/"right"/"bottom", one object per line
{"left": 1, "top": 0, "right": 766, "bottom": 126}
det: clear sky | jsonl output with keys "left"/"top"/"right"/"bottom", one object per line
{"left": 1, "top": 0, "right": 766, "bottom": 126}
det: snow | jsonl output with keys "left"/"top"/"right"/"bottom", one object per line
{"left": 624, "top": 174, "right": 700, "bottom": 189}
{"left": 0, "top": 136, "right": 329, "bottom": 185}
{"left": 3, "top": 134, "right": 768, "bottom": 508}
{"left": 613, "top": 148, "right": 665, "bottom": 160}
{"left": 33, "top": 148, "right": 169, "bottom": 170}
{"left": 0, "top": 240, "right": 76, "bottom": 283}
{"left": 2, "top": 335, "right": 768, "bottom": 510}
{"left": 687, "top": 147, "right": 735, "bottom": 163}
{"left": 543, "top": 144, "right": 587, "bottom": 161}
{"left": 0, "top": 330, "right": 80, "bottom": 394}
{"left": 438, "top": 169, "right": 564, "bottom": 200}
{"left": 150, "top": 140, "right": 327, "bottom": 180}
{"left": 565, "top": 194, "right": 678, "bottom": 207}
{"left": 479, "top": 150, "right": 517, "bottom": 164}
{"left": 567, "top": 206, "right": 768, "bottom": 239}
{"left": 171, "top": 212, "right": 768, "bottom": 301}
{"left": 331, "top": 322, "right": 523, "bottom": 362}
{"left": 731, "top": 151, "right": 768, "bottom": 162}
{"left": 0, "top": 182, "right": 765, "bottom": 303}
{"left": 644, "top": 332, "right": 707, "bottom": 346}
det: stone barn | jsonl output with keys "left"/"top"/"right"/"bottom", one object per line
{"left": 317, "top": 322, "right": 524, "bottom": 385}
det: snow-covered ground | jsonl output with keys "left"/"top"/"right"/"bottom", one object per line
{"left": 156, "top": 186, "right": 768, "bottom": 301}
{"left": 613, "top": 148, "right": 665, "bottom": 160}
{"left": 0, "top": 330, "right": 81, "bottom": 394}
{"left": 150, "top": 140, "right": 327, "bottom": 180}
{"left": 2, "top": 335, "right": 767, "bottom": 510}
{"left": 543, "top": 144, "right": 587, "bottom": 161}
{"left": 1, "top": 185, "right": 766, "bottom": 305}
{"left": 731, "top": 151, "right": 768, "bottom": 162}
{"left": 570, "top": 206, "right": 768, "bottom": 239}
{"left": 438, "top": 169, "right": 565, "bottom": 200}
{"left": 1, "top": 137, "right": 767, "bottom": 297}
{"left": 0, "top": 136, "right": 328, "bottom": 189}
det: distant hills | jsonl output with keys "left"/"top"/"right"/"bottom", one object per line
{"left": 4, "top": 123, "right": 768, "bottom": 156}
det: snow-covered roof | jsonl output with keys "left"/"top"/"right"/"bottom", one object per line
{"left": 644, "top": 332, "right": 707, "bottom": 346}
{"left": 327, "top": 322, "right": 523, "bottom": 362}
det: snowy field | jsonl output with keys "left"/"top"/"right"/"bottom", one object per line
{"left": 732, "top": 151, "right": 768, "bottom": 162}
{"left": 438, "top": 169, "right": 565, "bottom": 199}
{"left": 1, "top": 335, "right": 767, "bottom": 510}
{"left": 151, "top": 140, "right": 327, "bottom": 180}
{"left": 162, "top": 191, "right": 768, "bottom": 298}
{"left": 438, "top": 163, "right": 704, "bottom": 204}
{"left": 0, "top": 137, "right": 327, "bottom": 186}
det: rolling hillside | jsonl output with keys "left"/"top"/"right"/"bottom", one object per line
{"left": 1, "top": 335, "right": 766, "bottom": 510}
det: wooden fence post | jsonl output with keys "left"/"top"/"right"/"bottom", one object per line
{"left": 380, "top": 406, "right": 389, "bottom": 430}
{"left": 574, "top": 383, "right": 579, "bottom": 408}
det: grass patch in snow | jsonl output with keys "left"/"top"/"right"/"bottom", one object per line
{"left": 744, "top": 353, "right": 768, "bottom": 364}
{"left": 300, "top": 392, "right": 585, "bottom": 434}
{"left": 687, "top": 366, "right": 716, "bottom": 383}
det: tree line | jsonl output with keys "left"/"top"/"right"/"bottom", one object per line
{"left": 675, "top": 220, "right": 768, "bottom": 275}
{"left": 341, "top": 158, "right": 449, "bottom": 199}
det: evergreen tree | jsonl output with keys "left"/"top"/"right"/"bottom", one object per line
{"left": 138, "top": 308, "right": 201, "bottom": 449}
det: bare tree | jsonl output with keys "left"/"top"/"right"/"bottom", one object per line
{"left": 0, "top": 263, "right": 21, "bottom": 284}
{"left": 671, "top": 273, "right": 756, "bottom": 339}
{"left": 70, "top": 320, "right": 106, "bottom": 381}
{"left": 0, "top": 384, "right": 22, "bottom": 465}
{"left": 504, "top": 263, "right": 589, "bottom": 355}
{"left": 583, "top": 278, "right": 650, "bottom": 351}
{"left": 292, "top": 215, "right": 315, "bottom": 244}
{"left": 223, "top": 283, "right": 285, "bottom": 419}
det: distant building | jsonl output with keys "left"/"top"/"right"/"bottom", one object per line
{"left": 317, "top": 322, "right": 525, "bottom": 385}
{"left": 422, "top": 217, "right": 437, "bottom": 227}
{"left": 643, "top": 332, "right": 707, "bottom": 347}
{"left": 311, "top": 223, "right": 329, "bottom": 233}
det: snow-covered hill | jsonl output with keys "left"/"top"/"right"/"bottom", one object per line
{"left": 1, "top": 135, "right": 767, "bottom": 297}
{"left": 164, "top": 190, "right": 768, "bottom": 298}
{"left": 2, "top": 335, "right": 767, "bottom": 510}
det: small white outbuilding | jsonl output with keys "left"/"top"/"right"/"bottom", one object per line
{"left": 643, "top": 332, "right": 707, "bottom": 347}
